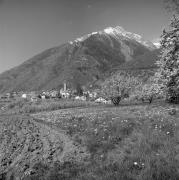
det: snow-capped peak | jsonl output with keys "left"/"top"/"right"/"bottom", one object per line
{"left": 91, "top": 32, "right": 98, "bottom": 35}
{"left": 104, "top": 26, "right": 156, "bottom": 50}
{"left": 104, "top": 27, "right": 115, "bottom": 34}
{"left": 104, "top": 26, "right": 129, "bottom": 37}
{"left": 73, "top": 32, "right": 99, "bottom": 43}
{"left": 71, "top": 26, "right": 157, "bottom": 50}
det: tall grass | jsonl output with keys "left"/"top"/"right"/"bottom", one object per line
{"left": 5, "top": 99, "right": 98, "bottom": 114}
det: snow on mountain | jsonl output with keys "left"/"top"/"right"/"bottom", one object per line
{"left": 74, "top": 32, "right": 98, "bottom": 43}
{"left": 72, "top": 26, "right": 156, "bottom": 51}
{"left": 103, "top": 26, "right": 156, "bottom": 50}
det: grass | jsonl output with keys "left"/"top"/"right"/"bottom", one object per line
{"left": 2, "top": 98, "right": 98, "bottom": 114}
{"left": 0, "top": 99, "right": 178, "bottom": 179}
{"left": 25, "top": 101, "right": 179, "bottom": 180}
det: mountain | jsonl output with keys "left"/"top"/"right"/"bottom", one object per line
{"left": 118, "top": 49, "right": 160, "bottom": 70}
{"left": 103, "top": 27, "right": 157, "bottom": 50}
{"left": 0, "top": 26, "right": 160, "bottom": 93}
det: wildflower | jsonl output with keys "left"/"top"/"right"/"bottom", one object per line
{"left": 94, "top": 128, "right": 98, "bottom": 133}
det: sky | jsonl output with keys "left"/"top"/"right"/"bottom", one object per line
{"left": 0, "top": 0, "right": 172, "bottom": 73}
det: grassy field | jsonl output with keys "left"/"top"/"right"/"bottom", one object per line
{"left": 0, "top": 98, "right": 98, "bottom": 114}
{"left": 0, "top": 100, "right": 179, "bottom": 179}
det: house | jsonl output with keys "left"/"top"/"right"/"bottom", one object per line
{"left": 50, "top": 90, "right": 61, "bottom": 98}
{"left": 89, "top": 92, "right": 97, "bottom": 98}
{"left": 60, "top": 90, "right": 70, "bottom": 98}
{"left": 41, "top": 95, "right": 46, "bottom": 99}
{"left": 95, "top": 97, "right": 108, "bottom": 104}
{"left": 31, "top": 97, "right": 38, "bottom": 102}
{"left": 22, "top": 94, "right": 27, "bottom": 99}
{"left": 21, "top": 91, "right": 40, "bottom": 100}
{"left": 105, "top": 100, "right": 112, "bottom": 104}
{"left": 75, "top": 96, "right": 86, "bottom": 101}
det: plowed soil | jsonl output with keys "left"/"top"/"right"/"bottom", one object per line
{"left": 0, "top": 114, "right": 89, "bottom": 179}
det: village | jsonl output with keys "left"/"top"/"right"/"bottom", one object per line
{"left": 0, "top": 82, "right": 111, "bottom": 105}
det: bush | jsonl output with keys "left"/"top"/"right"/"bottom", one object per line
{"left": 110, "top": 96, "right": 121, "bottom": 106}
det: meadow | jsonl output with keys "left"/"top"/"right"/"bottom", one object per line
{"left": 0, "top": 99, "right": 179, "bottom": 180}
{"left": 30, "top": 101, "right": 179, "bottom": 180}
{"left": 0, "top": 98, "right": 98, "bottom": 114}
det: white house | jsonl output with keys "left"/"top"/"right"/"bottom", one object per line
{"left": 31, "top": 97, "right": 38, "bottom": 102}
{"left": 95, "top": 97, "right": 108, "bottom": 104}
{"left": 41, "top": 95, "right": 46, "bottom": 99}
{"left": 75, "top": 96, "right": 86, "bottom": 101}
{"left": 89, "top": 92, "right": 97, "bottom": 98}
{"left": 22, "top": 94, "right": 27, "bottom": 99}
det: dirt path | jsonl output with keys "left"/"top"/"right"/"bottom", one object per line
{"left": 0, "top": 114, "right": 89, "bottom": 179}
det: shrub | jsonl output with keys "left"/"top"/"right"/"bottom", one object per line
{"left": 110, "top": 96, "right": 121, "bottom": 106}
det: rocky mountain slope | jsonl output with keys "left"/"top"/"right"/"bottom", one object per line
{"left": 0, "top": 26, "right": 160, "bottom": 93}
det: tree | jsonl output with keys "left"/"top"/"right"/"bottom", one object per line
{"left": 155, "top": 16, "right": 179, "bottom": 103}
{"left": 101, "top": 72, "right": 140, "bottom": 105}
{"left": 132, "top": 76, "right": 163, "bottom": 104}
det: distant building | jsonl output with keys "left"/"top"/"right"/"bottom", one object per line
{"left": 75, "top": 96, "right": 86, "bottom": 101}
{"left": 50, "top": 90, "right": 60, "bottom": 98}
{"left": 89, "top": 92, "right": 97, "bottom": 98}
{"left": 60, "top": 90, "right": 70, "bottom": 98}
{"left": 95, "top": 97, "right": 108, "bottom": 104}
{"left": 21, "top": 91, "right": 39, "bottom": 100}
{"left": 41, "top": 95, "right": 46, "bottom": 99}
{"left": 60, "top": 82, "right": 70, "bottom": 98}
{"left": 22, "top": 94, "right": 27, "bottom": 99}
{"left": 31, "top": 97, "right": 38, "bottom": 102}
